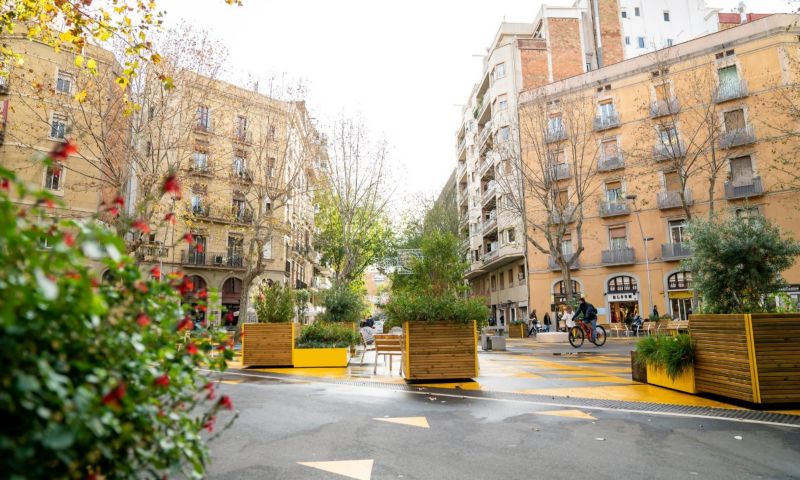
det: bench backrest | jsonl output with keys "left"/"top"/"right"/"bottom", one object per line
{"left": 374, "top": 334, "right": 402, "bottom": 353}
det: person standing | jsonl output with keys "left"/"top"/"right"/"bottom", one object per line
{"left": 652, "top": 305, "right": 660, "bottom": 319}
{"left": 528, "top": 310, "right": 538, "bottom": 336}
{"left": 575, "top": 297, "right": 598, "bottom": 342}
{"left": 562, "top": 305, "right": 575, "bottom": 330}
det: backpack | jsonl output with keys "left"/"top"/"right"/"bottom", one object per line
{"left": 587, "top": 304, "right": 598, "bottom": 319}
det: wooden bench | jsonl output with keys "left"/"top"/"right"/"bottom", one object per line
{"left": 663, "top": 320, "right": 689, "bottom": 335}
{"left": 374, "top": 334, "right": 403, "bottom": 374}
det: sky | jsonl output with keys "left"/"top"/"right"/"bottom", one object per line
{"left": 158, "top": 0, "right": 796, "bottom": 209}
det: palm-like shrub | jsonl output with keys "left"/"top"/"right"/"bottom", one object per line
{"left": 635, "top": 334, "right": 695, "bottom": 380}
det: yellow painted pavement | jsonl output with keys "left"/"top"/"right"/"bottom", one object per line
{"left": 297, "top": 459, "right": 373, "bottom": 480}
{"left": 373, "top": 416, "right": 430, "bottom": 428}
{"left": 534, "top": 409, "right": 597, "bottom": 420}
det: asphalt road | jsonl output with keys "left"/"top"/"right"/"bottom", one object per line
{"left": 206, "top": 373, "right": 800, "bottom": 480}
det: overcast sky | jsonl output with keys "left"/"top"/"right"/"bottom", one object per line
{"left": 159, "top": 0, "right": 796, "bottom": 209}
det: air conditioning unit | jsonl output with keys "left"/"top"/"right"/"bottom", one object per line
{"left": 213, "top": 255, "right": 224, "bottom": 265}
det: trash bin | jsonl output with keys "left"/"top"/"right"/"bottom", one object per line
{"left": 489, "top": 335, "right": 506, "bottom": 351}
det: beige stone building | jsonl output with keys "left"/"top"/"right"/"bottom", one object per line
{"left": 518, "top": 14, "right": 800, "bottom": 327}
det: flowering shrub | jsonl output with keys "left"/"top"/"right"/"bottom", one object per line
{"left": 0, "top": 166, "right": 235, "bottom": 479}
{"left": 253, "top": 282, "right": 295, "bottom": 323}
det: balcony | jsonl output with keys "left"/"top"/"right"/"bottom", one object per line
{"left": 479, "top": 157, "right": 494, "bottom": 178}
{"left": 545, "top": 127, "right": 567, "bottom": 144}
{"left": 194, "top": 119, "right": 214, "bottom": 134}
{"left": 653, "top": 140, "right": 685, "bottom": 162}
{"left": 715, "top": 79, "right": 748, "bottom": 103}
{"left": 551, "top": 163, "right": 570, "bottom": 180}
{"left": 548, "top": 256, "right": 580, "bottom": 271}
{"left": 550, "top": 205, "right": 575, "bottom": 224}
{"left": 136, "top": 244, "right": 168, "bottom": 261}
{"left": 233, "top": 130, "right": 253, "bottom": 144}
{"left": 662, "top": 242, "right": 692, "bottom": 260}
{"left": 476, "top": 94, "right": 491, "bottom": 120}
{"left": 231, "top": 168, "right": 254, "bottom": 182}
{"left": 478, "top": 121, "right": 493, "bottom": 148}
{"left": 457, "top": 160, "right": 467, "bottom": 178}
{"left": 657, "top": 189, "right": 693, "bottom": 210}
{"left": 599, "top": 200, "right": 630, "bottom": 217}
{"left": 724, "top": 176, "right": 764, "bottom": 200}
{"left": 482, "top": 215, "right": 497, "bottom": 235}
{"left": 481, "top": 182, "right": 496, "bottom": 205}
{"left": 456, "top": 137, "right": 466, "bottom": 157}
{"left": 597, "top": 153, "right": 624, "bottom": 172}
{"left": 593, "top": 112, "right": 620, "bottom": 131}
{"left": 181, "top": 250, "right": 246, "bottom": 269}
{"left": 482, "top": 249, "right": 499, "bottom": 264}
{"left": 188, "top": 163, "right": 212, "bottom": 176}
{"left": 650, "top": 98, "right": 680, "bottom": 118}
{"left": 720, "top": 125, "right": 756, "bottom": 149}
{"left": 602, "top": 247, "right": 635, "bottom": 265}
{"left": 460, "top": 238, "right": 469, "bottom": 252}
{"left": 188, "top": 205, "right": 254, "bottom": 224}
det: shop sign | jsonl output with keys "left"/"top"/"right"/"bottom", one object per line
{"left": 607, "top": 292, "right": 638, "bottom": 302}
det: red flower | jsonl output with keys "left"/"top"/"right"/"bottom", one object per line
{"left": 131, "top": 219, "right": 150, "bottom": 234}
{"left": 203, "top": 415, "right": 216, "bottom": 432}
{"left": 182, "top": 233, "right": 193, "bottom": 244}
{"left": 135, "top": 281, "right": 148, "bottom": 293}
{"left": 198, "top": 305, "right": 207, "bottom": 313}
{"left": 63, "top": 232, "right": 75, "bottom": 247}
{"left": 178, "top": 316, "right": 194, "bottom": 331}
{"left": 39, "top": 198, "right": 55, "bottom": 209}
{"left": 204, "top": 382, "right": 216, "bottom": 400}
{"left": 162, "top": 175, "right": 181, "bottom": 198}
{"left": 65, "top": 272, "right": 81, "bottom": 280}
{"left": 150, "top": 266, "right": 161, "bottom": 278}
{"left": 50, "top": 140, "right": 78, "bottom": 161}
{"left": 1, "top": 178, "right": 9, "bottom": 190}
{"left": 108, "top": 206, "right": 120, "bottom": 217}
{"left": 219, "top": 395, "right": 233, "bottom": 411}
{"left": 136, "top": 313, "right": 150, "bottom": 327}
{"left": 198, "top": 289, "right": 208, "bottom": 299}
{"left": 186, "top": 343, "right": 199, "bottom": 355}
{"left": 101, "top": 382, "right": 126, "bottom": 407}
{"left": 164, "top": 212, "right": 176, "bottom": 224}
{"left": 113, "top": 196, "right": 125, "bottom": 207}
{"left": 91, "top": 278, "right": 100, "bottom": 288}
{"left": 176, "top": 276, "right": 194, "bottom": 296}
{"left": 154, "top": 374, "right": 170, "bottom": 388}
{"left": 195, "top": 243, "right": 204, "bottom": 253}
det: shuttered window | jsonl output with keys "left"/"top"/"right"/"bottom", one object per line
{"left": 724, "top": 109, "right": 745, "bottom": 131}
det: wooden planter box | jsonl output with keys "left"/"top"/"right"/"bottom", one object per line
{"left": 508, "top": 324, "right": 526, "bottom": 338}
{"left": 241, "top": 323, "right": 294, "bottom": 367}
{"left": 690, "top": 313, "right": 800, "bottom": 404}
{"left": 646, "top": 364, "right": 697, "bottom": 393}
{"left": 293, "top": 347, "right": 350, "bottom": 368}
{"left": 630, "top": 351, "right": 647, "bottom": 383}
{"left": 403, "top": 321, "right": 478, "bottom": 381}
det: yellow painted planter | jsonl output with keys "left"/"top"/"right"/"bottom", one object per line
{"left": 293, "top": 347, "right": 351, "bottom": 368}
{"left": 646, "top": 364, "right": 697, "bottom": 394}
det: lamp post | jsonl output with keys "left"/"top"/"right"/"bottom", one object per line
{"left": 626, "top": 194, "right": 654, "bottom": 317}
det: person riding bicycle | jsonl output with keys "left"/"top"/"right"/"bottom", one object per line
{"left": 575, "top": 297, "right": 598, "bottom": 342}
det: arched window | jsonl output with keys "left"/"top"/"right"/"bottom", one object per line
{"left": 667, "top": 271, "right": 693, "bottom": 290}
{"left": 183, "top": 275, "right": 207, "bottom": 298}
{"left": 222, "top": 277, "right": 243, "bottom": 295}
{"left": 607, "top": 275, "right": 638, "bottom": 293}
{"left": 554, "top": 280, "right": 581, "bottom": 295}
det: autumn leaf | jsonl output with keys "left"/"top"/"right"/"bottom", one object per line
{"left": 73, "top": 90, "right": 87, "bottom": 103}
{"left": 74, "top": 54, "right": 84, "bottom": 67}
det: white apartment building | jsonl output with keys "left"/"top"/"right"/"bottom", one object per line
{"left": 615, "top": 0, "right": 718, "bottom": 54}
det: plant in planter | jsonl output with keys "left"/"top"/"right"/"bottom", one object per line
{"left": 293, "top": 322, "right": 361, "bottom": 367}
{"left": 243, "top": 282, "right": 296, "bottom": 366}
{"left": 318, "top": 282, "right": 364, "bottom": 324}
{"left": 635, "top": 334, "right": 696, "bottom": 392}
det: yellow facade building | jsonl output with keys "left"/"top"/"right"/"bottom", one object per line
{"left": 518, "top": 14, "right": 800, "bottom": 327}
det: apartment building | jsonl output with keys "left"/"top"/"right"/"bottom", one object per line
{"left": 518, "top": 14, "right": 800, "bottom": 325}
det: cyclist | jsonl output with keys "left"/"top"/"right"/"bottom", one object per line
{"left": 575, "top": 297, "right": 598, "bottom": 342}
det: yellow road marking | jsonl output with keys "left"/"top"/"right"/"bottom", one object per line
{"left": 297, "top": 460, "right": 373, "bottom": 480}
{"left": 220, "top": 379, "right": 243, "bottom": 385}
{"left": 556, "top": 376, "right": 634, "bottom": 384}
{"left": 374, "top": 416, "right": 430, "bottom": 428}
{"left": 516, "top": 385, "right": 741, "bottom": 409}
{"left": 535, "top": 409, "right": 597, "bottom": 420}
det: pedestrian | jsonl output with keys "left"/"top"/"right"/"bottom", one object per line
{"left": 365, "top": 316, "right": 375, "bottom": 328}
{"left": 652, "top": 305, "right": 660, "bottom": 319}
{"left": 489, "top": 316, "right": 496, "bottom": 327}
{"left": 575, "top": 297, "right": 598, "bottom": 342}
{"left": 528, "top": 310, "right": 538, "bottom": 336}
{"left": 562, "top": 305, "right": 575, "bottom": 330}
{"left": 543, "top": 312, "right": 551, "bottom": 332}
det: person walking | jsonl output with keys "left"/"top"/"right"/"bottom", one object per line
{"left": 575, "top": 297, "right": 598, "bottom": 342}
{"left": 562, "top": 305, "right": 575, "bottom": 330}
{"left": 542, "top": 312, "right": 551, "bottom": 332}
{"left": 528, "top": 310, "right": 538, "bottom": 336}
{"left": 652, "top": 305, "right": 660, "bottom": 319}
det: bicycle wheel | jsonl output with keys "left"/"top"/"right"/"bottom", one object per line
{"left": 592, "top": 325, "right": 607, "bottom": 346}
{"left": 568, "top": 326, "right": 584, "bottom": 348}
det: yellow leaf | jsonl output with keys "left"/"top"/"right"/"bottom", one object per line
{"left": 59, "top": 31, "right": 75, "bottom": 43}
{"left": 150, "top": 53, "right": 161, "bottom": 65}
{"left": 74, "top": 54, "right": 84, "bottom": 67}
{"left": 115, "top": 76, "right": 129, "bottom": 90}
{"left": 74, "top": 90, "right": 87, "bottom": 103}
{"left": 87, "top": 59, "right": 98, "bottom": 75}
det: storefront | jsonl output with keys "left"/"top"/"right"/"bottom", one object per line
{"left": 605, "top": 275, "right": 640, "bottom": 324}
{"left": 667, "top": 271, "right": 694, "bottom": 320}
{"left": 551, "top": 280, "right": 581, "bottom": 330}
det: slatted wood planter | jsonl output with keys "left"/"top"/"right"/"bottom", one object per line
{"left": 508, "top": 324, "right": 526, "bottom": 338}
{"left": 403, "top": 321, "right": 478, "bottom": 381}
{"left": 241, "top": 323, "right": 294, "bottom": 367}
{"left": 690, "top": 313, "right": 800, "bottom": 404}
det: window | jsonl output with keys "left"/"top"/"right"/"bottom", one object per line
{"left": 561, "top": 234, "right": 573, "bottom": 256}
{"left": 56, "top": 71, "right": 72, "bottom": 94}
{"left": 637, "top": 37, "right": 646, "bottom": 49}
{"left": 499, "top": 126, "right": 511, "bottom": 142}
{"left": 609, "top": 226, "right": 628, "bottom": 250}
{"left": 547, "top": 115, "right": 564, "bottom": 137}
{"left": 556, "top": 189, "right": 569, "bottom": 209}
{"left": 729, "top": 155, "right": 754, "bottom": 186}
{"left": 232, "top": 197, "right": 247, "bottom": 219}
{"left": 235, "top": 115, "right": 247, "bottom": 139}
{"left": 233, "top": 155, "right": 246, "bottom": 176}
{"left": 669, "top": 219, "right": 687, "bottom": 244}
{"left": 190, "top": 193, "right": 204, "bottom": 214}
{"left": 497, "top": 94, "right": 508, "bottom": 110}
{"left": 267, "top": 157, "right": 276, "bottom": 177}
{"left": 668, "top": 271, "right": 693, "bottom": 290}
{"left": 634, "top": 7, "right": 640, "bottom": 16}
{"left": 495, "top": 62, "right": 506, "bottom": 80}
{"left": 659, "top": 125, "right": 679, "bottom": 145}
{"left": 605, "top": 181, "right": 623, "bottom": 202}
{"left": 268, "top": 125, "right": 276, "bottom": 139}
{"left": 734, "top": 206, "right": 761, "bottom": 219}
{"left": 608, "top": 275, "right": 638, "bottom": 293}
{"left": 666, "top": 39, "right": 673, "bottom": 47}
{"left": 508, "top": 228, "right": 516, "bottom": 242}
{"left": 718, "top": 65, "right": 740, "bottom": 95}
{"left": 598, "top": 101, "right": 616, "bottom": 120}
{"left": 724, "top": 109, "right": 746, "bottom": 132}
{"left": 196, "top": 106, "right": 210, "bottom": 130}
{"left": 654, "top": 83, "right": 669, "bottom": 103}
{"left": 228, "top": 235, "right": 244, "bottom": 267}
{"left": 663, "top": 11, "right": 670, "bottom": 21}
{"left": 45, "top": 165, "right": 62, "bottom": 190}
{"left": 193, "top": 151, "right": 208, "bottom": 170}
{"left": 621, "top": 9, "right": 627, "bottom": 18}
{"left": 499, "top": 271, "right": 505, "bottom": 290}
{"left": 491, "top": 275, "right": 496, "bottom": 291}
{"left": 508, "top": 269, "right": 514, "bottom": 286}
{"left": 664, "top": 171, "right": 682, "bottom": 192}
{"left": 518, "top": 265, "right": 526, "bottom": 280}
{"left": 50, "top": 113, "right": 67, "bottom": 139}
{"left": 601, "top": 138, "right": 618, "bottom": 159}
{"left": 624, "top": 36, "right": 630, "bottom": 45}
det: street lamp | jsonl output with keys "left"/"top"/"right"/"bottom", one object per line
{"left": 626, "top": 194, "right": 654, "bottom": 317}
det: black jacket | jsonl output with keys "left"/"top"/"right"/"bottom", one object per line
{"left": 576, "top": 302, "right": 597, "bottom": 321}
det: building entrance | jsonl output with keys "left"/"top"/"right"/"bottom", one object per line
{"left": 606, "top": 276, "right": 639, "bottom": 325}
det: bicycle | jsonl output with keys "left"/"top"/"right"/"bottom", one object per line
{"left": 568, "top": 320, "right": 607, "bottom": 348}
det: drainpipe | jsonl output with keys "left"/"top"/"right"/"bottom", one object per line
{"left": 592, "top": 0, "right": 604, "bottom": 68}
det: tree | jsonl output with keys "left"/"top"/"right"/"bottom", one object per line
{"left": 512, "top": 91, "right": 602, "bottom": 303}
{"left": 683, "top": 214, "right": 800, "bottom": 313}
{"left": 392, "top": 231, "right": 467, "bottom": 297}
{"left": 316, "top": 117, "right": 394, "bottom": 284}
